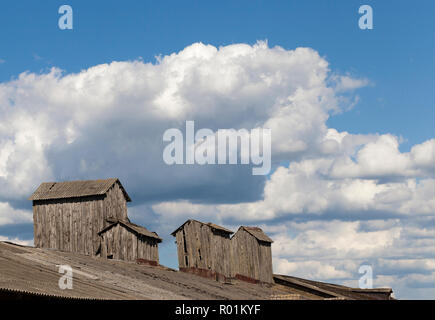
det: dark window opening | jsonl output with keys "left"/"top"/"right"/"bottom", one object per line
{"left": 198, "top": 249, "right": 202, "bottom": 261}
{"left": 185, "top": 255, "right": 189, "bottom": 266}
{"left": 107, "top": 254, "right": 113, "bottom": 259}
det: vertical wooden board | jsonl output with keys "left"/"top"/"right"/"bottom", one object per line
{"left": 117, "top": 224, "right": 122, "bottom": 260}
{"left": 77, "top": 201, "right": 82, "bottom": 254}
{"left": 53, "top": 203, "right": 57, "bottom": 250}
{"left": 102, "top": 194, "right": 107, "bottom": 223}
{"left": 74, "top": 201, "right": 79, "bottom": 253}
{"left": 137, "top": 235, "right": 142, "bottom": 260}
{"left": 39, "top": 204, "right": 44, "bottom": 248}
{"left": 66, "top": 201, "right": 72, "bottom": 252}
{"left": 96, "top": 199, "right": 103, "bottom": 252}
{"left": 84, "top": 200, "right": 90, "bottom": 255}
{"left": 106, "top": 228, "right": 113, "bottom": 257}
{"left": 100, "top": 234, "right": 107, "bottom": 259}
{"left": 139, "top": 237, "right": 145, "bottom": 260}
{"left": 126, "top": 229, "right": 132, "bottom": 261}
{"left": 104, "top": 188, "right": 111, "bottom": 220}
{"left": 49, "top": 202, "right": 55, "bottom": 249}
{"left": 186, "top": 222, "right": 194, "bottom": 268}
{"left": 32, "top": 206, "right": 38, "bottom": 247}
{"left": 82, "top": 200, "right": 87, "bottom": 255}
{"left": 57, "top": 203, "right": 63, "bottom": 251}
{"left": 43, "top": 203, "right": 48, "bottom": 248}
{"left": 175, "top": 232, "right": 182, "bottom": 268}
{"left": 144, "top": 239, "right": 149, "bottom": 260}
{"left": 46, "top": 203, "right": 50, "bottom": 249}
{"left": 120, "top": 226, "right": 126, "bottom": 260}
{"left": 91, "top": 200, "right": 101, "bottom": 255}
{"left": 70, "top": 201, "right": 74, "bottom": 253}
{"left": 113, "top": 224, "right": 119, "bottom": 260}
{"left": 120, "top": 225, "right": 126, "bottom": 260}
{"left": 131, "top": 233, "right": 137, "bottom": 261}
{"left": 46, "top": 203, "right": 51, "bottom": 248}
{"left": 87, "top": 200, "right": 92, "bottom": 254}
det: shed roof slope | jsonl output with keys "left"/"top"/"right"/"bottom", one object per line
{"left": 238, "top": 226, "right": 273, "bottom": 243}
{"left": 28, "top": 178, "right": 131, "bottom": 202}
{"left": 98, "top": 219, "right": 162, "bottom": 242}
{"left": 171, "top": 219, "right": 233, "bottom": 236}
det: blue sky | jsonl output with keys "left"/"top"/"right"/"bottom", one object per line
{"left": 1, "top": 0, "right": 435, "bottom": 299}
{"left": 1, "top": 1, "right": 434, "bottom": 149}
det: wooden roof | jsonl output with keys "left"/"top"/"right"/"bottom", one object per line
{"left": 171, "top": 219, "right": 233, "bottom": 236}
{"left": 273, "top": 274, "right": 394, "bottom": 300}
{"left": 237, "top": 226, "right": 273, "bottom": 243}
{"left": 98, "top": 219, "right": 162, "bottom": 242}
{"left": 0, "top": 241, "right": 395, "bottom": 300}
{"left": 28, "top": 178, "right": 131, "bottom": 202}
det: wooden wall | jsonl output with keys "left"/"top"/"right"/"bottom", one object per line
{"left": 231, "top": 229, "right": 273, "bottom": 283}
{"left": 33, "top": 182, "right": 128, "bottom": 256}
{"left": 99, "top": 224, "right": 159, "bottom": 262}
{"left": 174, "top": 221, "right": 231, "bottom": 277}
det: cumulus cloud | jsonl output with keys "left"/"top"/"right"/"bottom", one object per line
{"left": 0, "top": 202, "right": 32, "bottom": 225}
{"left": 331, "top": 74, "right": 370, "bottom": 92}
{"left": 1, "top": 41, "right": 435, "bottom": 298}
{"left": 0, "top": 41, "right": 349, "bottom": 205}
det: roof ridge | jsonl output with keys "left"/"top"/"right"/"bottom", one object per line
{"left": 28, "top": 178, "right": 131, "bottom": 202}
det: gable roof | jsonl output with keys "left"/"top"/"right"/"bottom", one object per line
{"left": 98, "top": 219, "right": 162, "bottom": 242}
{"left": 171, "top": 219, "right": 233, "bottom": 236}
{"left": 28, "top": 178, "right": 131, "bottom": 202}
{"left": 237, "top": 226, "right": 273, "bottom": 243}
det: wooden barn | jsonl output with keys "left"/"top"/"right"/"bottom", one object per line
{"left": 29, "top": 178, "right": 131, "bottom": 256}
{"left": 171, "top": 220, "right": 233, "bottom": 280}
{"left": 231, "top": 226, "right": 274, "bottom": 284}
{"left": 98, "top": 218, "right": 162, "bottom": 264}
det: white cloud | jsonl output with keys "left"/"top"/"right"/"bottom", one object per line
{"left": 1, "top": 41, "right": 435, "bottom": 298}
{"left": 0, "top": 202, "right": 32, "bottom": 225}
{"left": 0, "top": 235, "right": 33, "bottom": 246}
{"left": 332, "top": 74, "right": 370, "bottom": 92}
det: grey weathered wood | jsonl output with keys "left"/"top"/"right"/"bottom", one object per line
{"left": 230, "top": 227, "right": 273, "bottom": 283}
{"left": 32, "top": 180, "right": 130, "bottom": 257}
{"left": 172, "top": 220, "right": 232, "bottom": 278}
{"left": 98, "top": 223, "right": 160, "bottom": 263}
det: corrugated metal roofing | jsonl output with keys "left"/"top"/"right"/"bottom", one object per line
{"left": 170, "top": 219, "right": 233, "bottom": 236}
{"left": 98, "top": 219, "right": 162, "bottom": 242}
{"left": 0, "top": 241, "right": 394, "bottom": 300}
{"left": 28, "top": 178, "right": 131, "bottom": 202}
{"left": 240, "top": 226, "right": 273, "bottom": 243}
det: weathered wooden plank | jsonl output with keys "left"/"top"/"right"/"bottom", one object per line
{"left": 131, "top": 232, "right": 137, "bottom": 261}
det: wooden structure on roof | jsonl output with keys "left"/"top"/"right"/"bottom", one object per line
{"left": 171, "top": 220, "right": 233, "bottom": 280}
{"left": 29, "top": 178, "right": 132, "bottom": 256}
{"left": 231, "top": 226, "right": 274, "bottom": 283}
{"left": 98, "top": 218, "right": 162, "bottom": 264}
